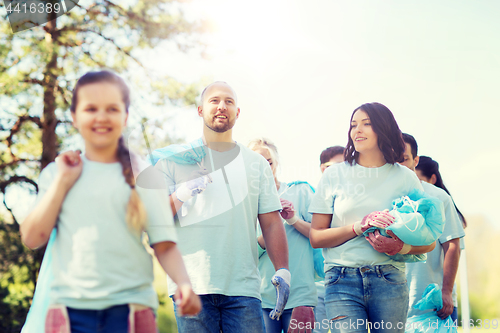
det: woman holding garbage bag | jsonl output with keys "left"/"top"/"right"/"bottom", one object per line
{"left": 309, "top": 102, "right": 442, "bottom": 333}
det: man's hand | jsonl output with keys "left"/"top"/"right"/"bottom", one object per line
{"left": 175, "top": 168, "right": 212, "bottom": 202}
{"left": 437, "top": 290, "right": 454, "bottom": 319}
{"left": 269, "top": 268, "right": 291, "bottom": 320}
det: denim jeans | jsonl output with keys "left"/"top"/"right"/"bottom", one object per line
{"left": 173, "top": 294, "right": 265, "bottom": 333}
{"left": 314, "top": 294, "right": 339, "bottom": 333}
{"left": 66, "top": 305, "right": 129, "bottom": 333}
{"left": 262, "top": 308, "right": 293, "bottom": 333}
{"left": 324, "top": 265, "right": 409, "bottom": 333}
{"left": 451, "top": 307, "right": 458, "bottom": 322}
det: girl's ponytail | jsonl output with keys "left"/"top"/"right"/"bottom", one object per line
{"left": 117, "top": 136, "right": 147, "bottom": 233}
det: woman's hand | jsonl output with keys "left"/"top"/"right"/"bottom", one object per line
{"left": 353, "top": 210, "right": 395, "bottom": 236}
{"left": 366, "top": 230, "right": 410, "bottom": 255}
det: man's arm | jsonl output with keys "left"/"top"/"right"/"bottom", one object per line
{"left": 437, "top": 238, "right": 461, "bottom": 319}
{"left": 258, "top": 211, "right": 289, "bottom": 270}
{"left": 169, "top": 193, "right": 183, "bottom": 217}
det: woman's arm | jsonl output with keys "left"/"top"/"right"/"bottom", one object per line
{"left": 310, "top": 213, "right": 357, "bottom": 248}
{"left": 21, "top": 151, "right": 82, "bottom": 249}
{"left": 153, "top": 241, "right": 201, "bottom": 316}
{"left": 292, "top": 219, "right": 311, "bottom": 238}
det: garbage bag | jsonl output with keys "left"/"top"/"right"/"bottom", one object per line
{"left": 363, "top": 189, "right": 445, "bottom": 262}
{"left": 405, "top": 283, "right": 457, "bottom": 333}
{"left": 21, "top": 229, "right": 56, "bottom": 333}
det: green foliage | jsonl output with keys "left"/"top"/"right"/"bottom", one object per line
{"left": 0, "top": 216, "right": 39, "bottom": 333}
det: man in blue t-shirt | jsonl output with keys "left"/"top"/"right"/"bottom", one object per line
{"left": 151, "top": 82, "right": 290, "bottom": 333}
{"left": 400, "top": 133, "right": 465, "bottom": 322}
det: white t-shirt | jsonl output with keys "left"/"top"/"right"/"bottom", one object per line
{"left": 38, "top": 156, "right": 176, "bottom": 310}
{"left": 309, "top": 162, "right": 424, "bottom": 272}
{"left": 157, "top": 143, "right": 282, "bottom": 299}
{"left": 406, "top": 181, "right": 465, "bottom": 318}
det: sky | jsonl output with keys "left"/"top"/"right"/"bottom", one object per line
{"left": 3, "top": 0, "right": 499, "bottom": 230}
{"left": 134, "top": 0, "right": 500, "bottom": 228}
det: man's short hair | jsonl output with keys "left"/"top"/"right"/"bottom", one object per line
{"left": 320, "top": 146, "right": 345, "bottom": 165}
{"left": 402, "top": 133, "right": 418, "bottom": 159}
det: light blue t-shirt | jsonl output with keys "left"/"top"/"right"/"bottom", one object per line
{"left": 38, "top": 156, "right": 176, "bottom": 310}
{"left": 258, "top": 182, "right": 317, "bottom": 309}
{"left": 406, "top": 181, "right": 465, "bottom": 318}
{"left": 157, "top": 143, "right": 282, "bottom": 299}
{"left": 308, "top": 162, "right": 424, "bottom": 272}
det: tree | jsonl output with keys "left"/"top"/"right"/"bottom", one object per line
{"left": 0, "top": 0, "right": 205, "bottom": 330}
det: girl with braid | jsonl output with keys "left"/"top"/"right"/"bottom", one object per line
{"left": 20, "top": 71, "right": 200, "bottom": 333}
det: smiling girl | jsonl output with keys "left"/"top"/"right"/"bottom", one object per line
{"left": 309, "top": 103, "right": 435, "bottom": 333}
{"left": 20, "top": 70, "right": 200, "bottom": 333}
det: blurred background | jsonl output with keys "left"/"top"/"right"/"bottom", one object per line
{"left": 1, "top": 0, "right": 499, "bottom": 332}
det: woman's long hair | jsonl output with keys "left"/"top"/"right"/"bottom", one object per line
{"left": 344, "top": 102, "right": 405, "bottom": 165}
{"left": 416, "top": 156, "right": 467, "bottom": 228}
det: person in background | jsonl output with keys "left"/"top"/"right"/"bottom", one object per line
{"left": 319, "top": 146, "right": 345, "bottom": 173}
{"left": 415, "top": 156, "right": 467, "bottom": 228}
{"left": 401, "top": 137, "right": 465, "bottom": 322}
{"left": 249, "top": 137, "right": 317, "bottom": 333}
{"left": 314, "top": 146, "right": 345, "bottom": 333}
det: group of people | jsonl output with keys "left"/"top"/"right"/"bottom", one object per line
{"left": 20, "top": 71, "right": 466, "bottom": 333}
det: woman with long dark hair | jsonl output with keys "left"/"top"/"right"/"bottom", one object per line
{"left": 416, "top": 156, "right": 467, "bottom": 227}
{"left": 309, "top": 103, "right": 436, "bottom": 333}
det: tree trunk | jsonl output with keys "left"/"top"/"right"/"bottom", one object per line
{"left": 35, "top": 13, "right": 59, "bottom": 286}
{"left": 41, "top": 16, "right": 59, "bottom": 170}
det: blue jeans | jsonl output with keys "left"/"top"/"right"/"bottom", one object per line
{"left": 324, "top": 265, "right": 409, "bottom": 333}
{"left": 451, "top": 307, "right": 458, "bottom": 322}
{"left": 315, "top": 294, "right": 339, "bottom": 333}
{"left": 262, "top": 308, "right": 293, "bottom": 333}
{"left": 173, "top": 294, "right": 265, "bottom": 333}
{"left": 66, "top": 305, "right": 129, "bottom": 333}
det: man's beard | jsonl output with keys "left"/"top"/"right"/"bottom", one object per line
{"left": 204, "top": 117, "right": 236, "bottom": 133}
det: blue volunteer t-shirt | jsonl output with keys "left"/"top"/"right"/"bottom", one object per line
{"left": 258, "top": 181, "right": 317, "bottom": 309}
{"left": 309, "top": 162, "right": 424, "bottom": 272}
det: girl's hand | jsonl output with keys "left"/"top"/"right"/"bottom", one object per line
{"left": 55, "top": 150, "right": 83, "bottom": 191}
{"left": 174, "top": 284, "right": 202, "bottom": 316}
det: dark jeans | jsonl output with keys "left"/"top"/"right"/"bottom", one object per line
{"left": 173, "top": 294, "right": 265, "bottom": 333}
{"left": 67, "top": 305, "right": 129, "bottom": 333}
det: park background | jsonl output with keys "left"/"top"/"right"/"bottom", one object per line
{"left": 1, "top": 0, "right": 499, "bottom": 332}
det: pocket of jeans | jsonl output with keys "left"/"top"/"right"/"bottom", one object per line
{"left": 45, "top": 304, "right": 71, "bottom": 333}
{"left": 380, "top": 265, "right": 406, "bottom": 285}
{"left": 128, "top": 304, "right": 157, "bottom": 333}
{"left": 324, "top": 267, "right": 342, "bottom": 286}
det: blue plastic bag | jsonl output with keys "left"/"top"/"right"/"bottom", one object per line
{"left": 148, "top": 138, "right": 206, "bottom": 166}
{"left": 363, "top": 189, "right": 445, "bottom": 262}
{"left": 21, "top": 229, "right": 56, "bottom": 333}
{"left": 386, "top": 189, "right": 445, "bottom": 246}
{"left": 405, "top": 283, "right": 457, "bottom": 333}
